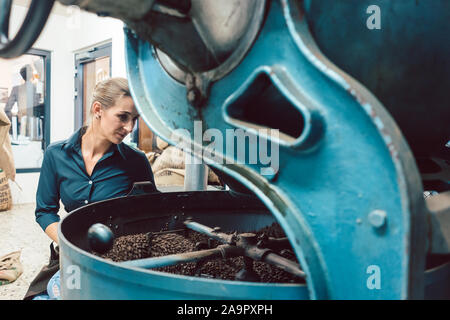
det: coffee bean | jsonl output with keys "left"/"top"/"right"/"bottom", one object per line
{"left": 92, "top": 223, "right": 304, "bottom": 284}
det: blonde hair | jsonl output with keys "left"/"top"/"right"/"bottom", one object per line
{"left": 92, "top": 77, "right": 131, "bottom": 110}
{"left": 86, "top": 77, "right": 131, "bottom": 125}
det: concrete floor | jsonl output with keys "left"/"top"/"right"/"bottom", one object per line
{"left": 0, "top": 203, "right": 52, "bottom": 300}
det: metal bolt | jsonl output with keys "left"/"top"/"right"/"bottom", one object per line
{"left": 368, "top": 210, "right": 387, "bottom": 228}
{"left": 187, "top": 89, "right": 198, "bottom": 104}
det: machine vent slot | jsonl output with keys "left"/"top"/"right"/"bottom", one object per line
{"left": 225, "top": 72, "right": 305, "bottom": 143}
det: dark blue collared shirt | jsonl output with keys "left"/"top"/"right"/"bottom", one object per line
{"left": 35, "top": 127, "right": 155, "bottom": 231}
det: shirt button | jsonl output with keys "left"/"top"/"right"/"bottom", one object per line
{"left": 89, "top": 181, "right": 93, "bottom": 185}
{"left": 84, "top": 200, "right": 88, "bottom": 204}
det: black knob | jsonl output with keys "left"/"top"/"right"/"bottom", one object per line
{"left": 87, "top": 223, "right": 114, "bottom": 254}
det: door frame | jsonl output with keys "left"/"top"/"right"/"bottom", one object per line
{"left": 74, "top": 42, "right": 112, "bottom": 131}
{"left": 17, "top": 48, "right": 51, "bottom": 173}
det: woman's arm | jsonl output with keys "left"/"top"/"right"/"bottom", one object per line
{"left": 45, "top": 222, "right": 59, "bottom": 244}
{"left": 35, "top": 146, "right": 61, "bottom": 242}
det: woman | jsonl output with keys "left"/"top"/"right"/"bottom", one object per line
{"left": 24, "top": 78, "right": 156, "bottom": 300}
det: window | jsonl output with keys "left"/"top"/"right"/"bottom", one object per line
{"left": 0, "top": 48, "right": 51, "bottom": 172}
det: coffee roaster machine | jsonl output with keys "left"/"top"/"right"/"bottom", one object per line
{"left": 1, "top": 0, "right": 449, "bottom": 299}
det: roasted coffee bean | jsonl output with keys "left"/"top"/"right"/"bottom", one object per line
{"left": 92, "top": 223, "right": 304, "bottom": 284}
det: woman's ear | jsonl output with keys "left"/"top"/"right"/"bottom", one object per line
{"left": 92, "top": 101, "right": 102, "bottom": 119}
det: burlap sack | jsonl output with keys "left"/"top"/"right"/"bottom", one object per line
{"left": 152, "top": 146, "right": 186, "bottom": 172}
{"left": 153, "top": 167, "right": 221, "bottom": 187}
{"left": 208, "top": 168, "right": 220, "bottom": 185}
{"left": 0, "top": 108, "right": 15, "bottom": 181}
{"left": 154, "top": 168, "right": 186, "bottom": 186}
{"left": 156, "top": 136, "right": 169, "bottom": 151}
{"left": 0, "top": 170, "right": 12, "bottom": 211}
{"left": 146, "top": 151, "right": 159, "bottom": 166}
{"left": 0, "top": 251, "right": 23, "bottom": 286}
{"left": 146, "top": 144, "right": 221, "bottom": 187}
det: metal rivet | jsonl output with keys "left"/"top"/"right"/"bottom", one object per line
{"left": 187, "top": 89, "right": 198, "bottom": 104}
{"left": 368, "top": 210, "right": 387, "bottom": 228}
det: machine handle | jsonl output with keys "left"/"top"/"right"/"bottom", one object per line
{"left": 0, "top": 0, "right": 54, "bottom": 58}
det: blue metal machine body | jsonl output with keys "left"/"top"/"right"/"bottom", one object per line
{"left": 122, "top": 0, "right": 448, "bottom": 299}
{"left": 58, "top": 0, "right": 449, "bottom": 299}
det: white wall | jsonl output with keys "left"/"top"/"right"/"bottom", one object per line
{"left": 7, "top": 4, "right": 127, "bottom": 205}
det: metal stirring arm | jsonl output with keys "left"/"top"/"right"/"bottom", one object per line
{"left": 183, "top": 219, "right": 237, "bottom": 245}
{"left": 120, "top": 220, "right": 306, "bottom": 279}
{"left": 121, "top": 244, "right": 242, "bottom": 269}
{"left": 237, "top": 232, "right": 305, "bottom": 279}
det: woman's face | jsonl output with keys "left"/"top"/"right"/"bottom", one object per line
{"left": 98, "top": 96, "right": 139, "bottom": 144}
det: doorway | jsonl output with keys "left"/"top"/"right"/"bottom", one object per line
{"left": 74, "top": 42, "right": 112, "bottom": 130}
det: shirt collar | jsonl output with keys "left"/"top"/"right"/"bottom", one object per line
{"left": 62, "top": 126, "right": 127, "bottom": 160}
{"left": 116, "top": 143, "right": 127, "bottom": 160}
{"left": 61, "top": 126, "right": 85, "bottom": 153}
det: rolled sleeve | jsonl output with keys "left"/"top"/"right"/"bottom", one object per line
{"left": 36, "top": 212, "right": 60, "bottom": 232}
{"left": 35, "top": 147, "right": 61, "bottom": 231}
